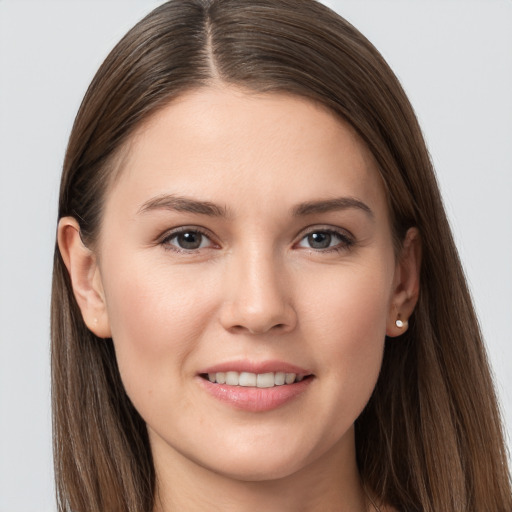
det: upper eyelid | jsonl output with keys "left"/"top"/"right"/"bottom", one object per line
{"left": 157, "top": 228, "right": 219, "bottom": 255}
{"left": 294, "top": 224, "right": 354, "bottom": 241}
{"left": 293, "top": 227, "right": 355, "bottom": 253}
{"left": 159, "top": 225, "right": 216, "bottom": 243}
{"left": 157, "top": 224, "right": 354, "bottom": 247}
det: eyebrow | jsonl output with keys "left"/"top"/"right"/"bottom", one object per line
{"left": 137, "top": 194, "right": 373, "bottom": 219}
{"left": 292, "top": 197, "right": 374, "bottom": 218}
{"left": 138, "top": 194, "right": 229, "bottom": 217}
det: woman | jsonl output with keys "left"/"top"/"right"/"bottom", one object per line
{"left": 51, "top": 0, "right": 512, "bottom": 511}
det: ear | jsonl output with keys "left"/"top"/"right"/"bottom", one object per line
{"left": 57, "top": 217, "right": 111, "bottom": 338}
{"left": 386, "top": 227, "right": 421, "bottom": 337}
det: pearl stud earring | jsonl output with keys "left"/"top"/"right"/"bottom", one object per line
{"left": 396, "top": 317, "right": 409, "bottom": 329}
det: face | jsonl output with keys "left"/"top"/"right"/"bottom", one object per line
{"left": 87, "top": 87, "right": 402, "bottom": 481}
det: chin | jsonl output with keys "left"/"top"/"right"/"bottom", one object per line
{"left": 209, "top": 456, "right": 307, "bottom": 483}
{"left": 196, "top": 435, "right": 328, "bottom": 483}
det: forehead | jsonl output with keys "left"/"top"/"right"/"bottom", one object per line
{"left": 107, "top": 86, "right": 387, "bottom": 219}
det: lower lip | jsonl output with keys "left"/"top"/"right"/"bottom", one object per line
{"left": 197, "top": 377, "right": 313, "bottom": 412}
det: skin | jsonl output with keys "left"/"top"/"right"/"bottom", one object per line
{"left": 59, "top": 86, "right": 420, "bottom": 512}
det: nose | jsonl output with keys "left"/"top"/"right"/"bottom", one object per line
{"left": 219, "top": 247, "right": 297, "bottom": 335}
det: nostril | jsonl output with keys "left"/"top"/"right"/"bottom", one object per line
{"left": 247, "top": 322, "right": 287, "bottom": 335}
{"left": 219, "top": 300, "right": 297, "bottom": 335}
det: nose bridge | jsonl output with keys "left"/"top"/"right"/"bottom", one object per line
{"left": 220, "top": 241, "right": 296, "bottom": 334}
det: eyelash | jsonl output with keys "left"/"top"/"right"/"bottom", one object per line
{"left": 296, "top": 227, "right": 355, "bottom": 253}
{"left": 160, "top": 227, "right": 217, "bottom": 253}
{"left": 159, "top": 226, "right": 355, "bottom": 254}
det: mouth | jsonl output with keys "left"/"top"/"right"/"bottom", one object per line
{"left": 200, "top": 371, "right": 313, "bottom": 388}
{"left": 197, "top": 364, "right": 315, "bottom": 412}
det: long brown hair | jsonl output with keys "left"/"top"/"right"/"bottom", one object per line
{"left": 51, "top": 1, "right": 512, "bottom": 510}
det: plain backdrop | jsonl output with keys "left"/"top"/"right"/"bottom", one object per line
{"left": 0, "top": 1, "right": 511, "bottom": 510}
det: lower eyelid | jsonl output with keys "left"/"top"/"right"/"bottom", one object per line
{"left": 160, "top": 228, "right": 216, "bottom": 251}
{"left": 158, "top": 227, "right": 354, "bottom": 252}
{"left": 297, "top": 229, "right": 354, "bottom": 248}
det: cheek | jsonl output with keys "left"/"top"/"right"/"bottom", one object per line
{"left": 303, "top": 256, "right": 391, "bottom": 336}
{"left": 300, "top": 259, "right": 392, "bottom": 403}
{"left": 100, "top": 258, "right": 218, "bottom": 402}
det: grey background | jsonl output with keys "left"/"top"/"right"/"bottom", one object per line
{"left": 1, "top": 1, "right": 511, "bottom": 510}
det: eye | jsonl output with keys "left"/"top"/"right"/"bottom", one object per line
{"left": 297, "top": 229, "right": 353, "bottom": 251}
{"left": 162, "top": 229, "right": 214, "bottom": 251}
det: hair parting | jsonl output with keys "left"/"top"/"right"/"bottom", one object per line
{"left": 51, "top": 1, "right": 512, "bottom": 511}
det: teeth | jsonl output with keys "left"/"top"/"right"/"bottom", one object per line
{"left": 239, "top": 372, "right": 257, "bottom": 387}
{"left": 225, "top": 371, "right": 239, "bottom": 386}
{"left": 256, "top": 372, "right": 274, "bottom": 388}
{"left": 206, "top": 371, "right": 305, "bottom": 387}
{"left": 274, "top": 372, "right": 285, "bottom": 385}
{"left": 285, "top": 373, "right": 296, "bottom": 384}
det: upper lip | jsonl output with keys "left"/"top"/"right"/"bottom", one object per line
{"left": 198, "top": 360, "right": 313, "bottom": 376}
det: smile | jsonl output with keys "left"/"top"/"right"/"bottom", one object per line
{"left": 203, "top": 371, "right": 308, "bottom": 388}
{"left": 198, "top": 364, "right": 314, "bottom": 412}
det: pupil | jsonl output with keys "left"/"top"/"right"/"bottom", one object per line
{"left": 308, "top": 232, "right": 331, "bottom": 249}
{"left": 178, "top": 232, "right": 201, "bottom": 249}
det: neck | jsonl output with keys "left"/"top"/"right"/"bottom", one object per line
{"left": 151, "top": 427, "right": 369, "bottom": 512}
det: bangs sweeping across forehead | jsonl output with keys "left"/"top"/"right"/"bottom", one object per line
{"left": 52, "top": 1, "right": 512, "bottom": 511}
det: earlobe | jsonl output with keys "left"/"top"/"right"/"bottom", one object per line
{"left": 386, "top": 227, "right": 421, "bottom": 338}
{"left": 57, "top": 217, "right": 112, "bottom": 338}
